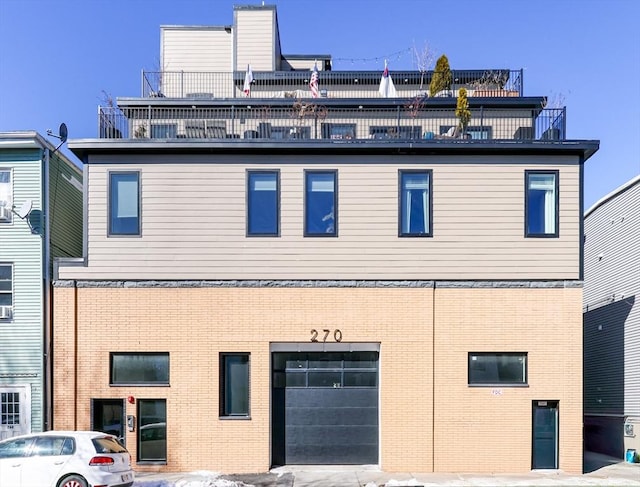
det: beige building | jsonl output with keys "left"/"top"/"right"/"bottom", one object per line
{"left": 53, "top": 4, "right": 598, "bottom": 475}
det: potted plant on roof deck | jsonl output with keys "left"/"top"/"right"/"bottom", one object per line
{"left": 456, "top": 87, "right": 471, "bottom": 138}
{"left": 429, "top": 54, "right": 452, "bottom": 97}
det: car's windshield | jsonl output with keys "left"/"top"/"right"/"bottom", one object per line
{"left": 92, "top": 436, "right": 128, "bottom": 454}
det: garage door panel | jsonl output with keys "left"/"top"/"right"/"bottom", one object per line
{"left": 273, "top": 351, "right": 379, "bottom": 465}
{"left": 286, "top": 407, "right": 378, "bottom": 426}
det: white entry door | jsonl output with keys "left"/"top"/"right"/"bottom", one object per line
{"left": 0, "top": 386, "right": 31, "bottom": 440}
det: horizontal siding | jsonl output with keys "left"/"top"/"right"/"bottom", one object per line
{"left": 235, "top": 9, "right": 274, "bottom": 71}
{"left": 58, "top": 154, "right": 582, "bottom": 281}
{"left": 161, "top": 28, "right": 232, "bottom": 97}
{"left": 583, "top": 180, "right": 640, "bottom": 417}
{"left": 0, "top": 154, "right": 44, "bottom": 372}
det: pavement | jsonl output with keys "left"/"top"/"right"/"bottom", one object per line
{"left": 134, "top": 451, "right": 640, "bottom": 486}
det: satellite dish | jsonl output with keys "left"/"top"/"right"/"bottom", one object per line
{"left": 59, "top": 123, "right": 68, "bottom": 143}
{"left": 17, "top": 199, "right": 33, "bottom": 219}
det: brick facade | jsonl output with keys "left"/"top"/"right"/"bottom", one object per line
{"left": 53, "top": 284, "right": 582, "bottom": 474}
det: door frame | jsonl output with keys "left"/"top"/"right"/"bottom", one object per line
{"left": 0, "top": 384, "right": 32, "bottom": 439}
{"left": 532, "top": 400, "right": 559, "bottom": 469}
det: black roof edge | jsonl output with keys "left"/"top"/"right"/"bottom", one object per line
{"left": 116, "top": 96, "right": 546, "bottom": 111}
{"left": 68, "top": 139, "right": 600, "bottom": 162}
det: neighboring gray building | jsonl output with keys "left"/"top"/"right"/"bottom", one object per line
{"left": 583, "top": 174, "right": 640, "bottom": 458}
{"left": 0, "top": 132, "right": 83, "bottom": 438}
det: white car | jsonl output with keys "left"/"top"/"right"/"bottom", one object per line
{"left": 0, "top": 430, "right": 134, "bottom": 487}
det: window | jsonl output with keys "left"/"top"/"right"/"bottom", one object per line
{"left": 468, "top": 352, "right": 528, "bottom": 385}
{"left": 219, "top": 353, "right": 250, "bottom": 417}
{"left": 247, "top": 171, "right": 279, "bottom": 236}
{"left": 137, "top": 399, "right": 166, "bottom": 462}
{"left": 399, "top": 171, "right": 432, "bottom": 236}
{"left": 270, "top": 126, "right": 311, "bottom": 140}
{"left": 0, "top": 437, "right": 34, "bottom": 458}
{"left": 305, "top": 171, "right": 337, "bottom": 236}
{"left": 321, "top": 123, "right": 356, "bottom": 140}
{"left": 0, "top": 264, "right": 13, "bottom": 320}
{"left": 110, "top": 353, "right": 169, "bottom": 385}
{"left": 32, "top": 436, "right": 74, "bottom": 456}
{"left": 0, "top": 169, "right": 12, "bottom": 223}
{"left": 109, "top": 172, "right": 140, "bottom": 236}
{"left": 439, "top": 125, "right": 492, "bottom": 140}
{"left": 370, "top": 126, "right": 421, "bottom": 139}
{"left": 525, "top": 171, "right": 558, "bottom": 237}
{"left": 150, "top": 124, "right": 177, "bottom": 139}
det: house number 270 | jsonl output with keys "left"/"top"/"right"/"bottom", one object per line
{"left": 310, "top": 329, "right": 342, "bottom": 342}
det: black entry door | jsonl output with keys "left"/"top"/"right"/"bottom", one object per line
{"left": 91, "top": 399, "right": 126, "bottom": 445}
{"left": 532, "top": 400, "right": 558, "bottom": 469}
{"left": 272, "top": 351, "right": 378, "bottom": 465}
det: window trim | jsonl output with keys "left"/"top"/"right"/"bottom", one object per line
{"left": 525, "top": 170, "right": 559, "bottom": 238}
{"left": 109, "top": 352, "right": 170, "bottom": 386}
{"left": 0, "top": 168, "right": 13, "bottom": 224}
{"left": 136, "top": 398, "right": 167, "bottom": 464}
{"left": 304, "top": 170, "right": 338, "bottom": 237}
{"left": 219, "top": 352, "right": 251, "bottom": 419}
{"left": 246, "top": 170, "right": 280, "bottom": 237}
{"left": 468, "top": 352, "right": 528, "bottom": 387}
{"left": 108, "top": 171, "right": 141, "bottom": 237}
{"left": 0, "top": 263, "right": 13, "bottom": 321}
{"left": 398, "top": 169, "right": 433, "bottom": 237}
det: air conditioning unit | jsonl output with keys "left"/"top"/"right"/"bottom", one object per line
{"left": 0, "top": 206, "right": 11, "bottom": 222}
{"left": 0, "top": 306, "right": 12, "bottom": 320}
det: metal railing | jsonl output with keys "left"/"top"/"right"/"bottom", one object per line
{"left": 141, "top": 69, "right": 524, "bottom": 99}
{"left": 98, "top": 104, "right": 565, "bottom": 142}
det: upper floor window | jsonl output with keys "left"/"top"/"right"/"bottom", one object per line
{"left": 370, "top": 126, "right": 421, "bottom": 140}
{"left": 399, "top": 170, "right": 432, "bottom": 237}
{"left": 468, "top": 352, "right": 528, "bottom": 386}
{"left": 0, "top": 169, "right": 12, "bottom": 223}
{"left": 0, "top": 264, "right": 13, "bottom": 321}
{"left": 109, "top": 172, "right": 140, "bottom": 236}
{"left": 150, "top": 124, "right": 177, "bottom": 139}
{"left": 110, "top": 352, "right": 169, "bottom": 385}
{"left": 247, "top": 171, "right": 279, "bottom": 236}
{"left": 305, "top": 171, "right": 337, "bottom": 236}
{"left": 220, "top": 353, "right": 250, "bottom": 418}
{"left": 321, "top": 123, "right": 356, "bottom": 140}
{"left": 525, "top": 170, "right": 558, "bottom": 237}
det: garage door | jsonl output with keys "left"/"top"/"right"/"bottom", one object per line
{"left": 272, "top": 351, "right": 378, "bottom": 465}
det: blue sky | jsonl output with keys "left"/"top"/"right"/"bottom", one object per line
{"left": 0, "top": 0, "right": 638, "bottom": 210}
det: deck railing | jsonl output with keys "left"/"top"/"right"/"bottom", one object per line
{"left": 141, "top": 69, "right": 524, "bottom": 100}
{"left": 98, "top": 104, "right": 565, "bottom": 141}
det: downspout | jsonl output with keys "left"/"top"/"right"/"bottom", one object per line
{"left": 43, "top": 147, "right": 52, "bottom": 431}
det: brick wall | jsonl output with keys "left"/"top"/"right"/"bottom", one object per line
{"left": 52, "top": 284, "right": 582, "bottom": 474}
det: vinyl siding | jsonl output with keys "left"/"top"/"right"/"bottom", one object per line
{"left": 58, "top": 153, "right": 582, "bottom": 281}
{"left": 584, "top": 180, "right": 640, "bottom": 417}
{"left": 235, "top": 9, "right": 275, "bottom": 71}
{"left": 0, "top": 149, "right": 44, "bottom": 431}
{"left": 161, "top": 27, "right": 232, "bottom": 97}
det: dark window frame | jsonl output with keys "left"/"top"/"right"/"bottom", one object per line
{"left": 110, "top": 352, "right": 170, "bottom": 386}
{"left": 246, "top": 170, "right": 280, "bottom": 237}
{"left": 304, "top": 170, "right": 338, "bottom": 237}
{"left": 0, "top": 168, "right": 13, "bottom": 224}
{"left": 136, "top": 398, "right": 167, "bottom": 463}
{"left": 398, "top": 170, "right": 433, "bottom": 237}
{"left": 525, "top": 170, "right": 559, "bottom": 238}
{"left": 108, "top": 171, "right": 141, "bottom": 237}
{"left": 219, "top": 353, "right": 251, "bottom": 419}
{"left": 468, "top": 352, "right": 528, "bottom": 386}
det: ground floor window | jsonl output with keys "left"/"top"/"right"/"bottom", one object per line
{"left": 219, "top": 353, "right": 250, "bottom": 418}
{"left": 137, "top": 399, "right": 166, "bottom": 462}
{"left": 468, "top": 352, "right": 527, "bottom": 385}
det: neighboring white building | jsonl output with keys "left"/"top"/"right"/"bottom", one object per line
{"left": 583, "top": 174, "right": 640, "bottom": 458}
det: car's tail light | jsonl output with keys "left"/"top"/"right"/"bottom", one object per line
{"left": 89, "top": 456, "right": 115, "bottom": 466}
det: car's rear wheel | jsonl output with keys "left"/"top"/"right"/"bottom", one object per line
{"left": 59, "top": 475, "right": 88, "bottom": 487}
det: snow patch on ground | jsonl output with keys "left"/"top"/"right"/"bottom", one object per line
{"left": 134, "top": 470, "right": 253, "bottom": 487}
